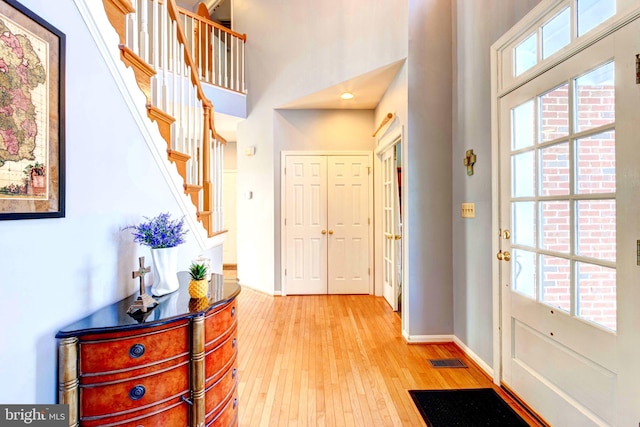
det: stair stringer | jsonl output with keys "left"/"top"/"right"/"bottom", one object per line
{"left": 74, "top": 0, "right": 227, "bottom": 250}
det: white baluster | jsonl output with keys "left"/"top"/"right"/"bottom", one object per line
{"left": 161, "top": 0, "right": 168, "bottom": 112}
{"left": 139, "top": 0, "right": 149, "bottom": 62}
{"left": 204, "top": 22, "right": 210, "bottom": 83}
{"left": 224, "top": 32, "right": 228, "bottom": 89}
{"left": 152, "top": 0, "right": 158, "bottom": 69}
{"left": 241, "top": 39, "right": 246, "bottom": 93}
{"left": 125, "top": 7, "right": 137, "bottom": 52}
{"left": 230, "top": 35, "right": 235, "bottom": 91}
{"left": 218, "top": 29, "right": 223, "bottom": 87}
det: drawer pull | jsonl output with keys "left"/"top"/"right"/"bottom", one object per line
{"left": 233, "top": 398, "right": 237, "bottom": 409}
{"left": 129, "top": 344, "right": 146, "bottom": 358}
{"left": 129, "top": 385, "right": 146, "bottom": 400}
{"left": 232, "top": 338, "right": 237, "bottom": 349}
{"left": 181, "top": 395, "right": 193, "bottom": 406}
{"left": 231, "top": 306, "right": 236, "bottom": 317}
{"left": 232, "top": 368, "right": 237, "bottom": 379}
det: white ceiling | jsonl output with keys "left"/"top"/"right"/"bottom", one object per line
{"left": 277, "top": 60, "right": 405, "bottom": 110}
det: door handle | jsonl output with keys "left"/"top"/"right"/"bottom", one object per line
{"left": 503, "top": 251, "right": 511, "bottom": 261}
{"left": 394, "top": 235, "right": 401, "bottom": 240}
{"left": 328, "top": 230, "right": 334, "bottom": 235}
{"left": 497, "top": 250, "right": 504, "bottom": 261}
{"left": 321, "top": 229, "right": 327, "bottom": 235}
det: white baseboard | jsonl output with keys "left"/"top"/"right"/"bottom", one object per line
{"left": 452, "top": 336, "right": 494, "bottom": 379}
{"left": 402, "top": 333, "right": 455, "bottom": 343}
{"left": 401, "top": 332, "right": 494, "bottom": 380}
{"left": 238, "top": 280, "right": 280, "bottom": 297}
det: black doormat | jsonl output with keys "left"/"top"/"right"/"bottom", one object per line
{"left": 409, "top": 388, "right": 529, "bottom": 427}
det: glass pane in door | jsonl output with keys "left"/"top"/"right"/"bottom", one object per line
{"left": 542, "top": 8, "right": 570, "bottom": 58}
{"left": 512, "top": 249, "right": 536, "bottom": 298}
{"left": 576, "top": 262, "right": 616, "bottom": 330}
{"left": 539, "top": 142, "right": 570, "bottom": 196}
{"left": 575, "top": 62, "right": 615, "bottom": 133}
{"left": 539, "top": 84, "right": 569, "bottom": 143}
{"left": 541, "top": 255, "right": 570, "bottom": 312}
{"left": 575, "top": 131, "right": 616, "bottom": 194}
{"left": 576, "top": 200, "right": 616, "bottom": 262}
{"left": 540, "top": 201, "right": 570, "bottom": 253}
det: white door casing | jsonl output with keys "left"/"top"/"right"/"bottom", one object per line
{"left": 222, "top": 170, "right": 237, "bottom": 265}
{"left": 283, "top": 153, "right": 372, "bottom": 295}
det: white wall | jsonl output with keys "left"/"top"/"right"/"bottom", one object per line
{"left": 451, "top": 0, "right": 541, "bottom": 368}
{"left": 0, "top": 0, "right": 219, "bottom": 403}
{"left": 234, "top": 0, "right": 408, "bottom": 293}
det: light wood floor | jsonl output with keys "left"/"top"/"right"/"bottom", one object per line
{"left": 235, "top": 286, "right": 542, "bottom": 427}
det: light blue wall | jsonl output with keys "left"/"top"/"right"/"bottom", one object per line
{"left": 406, "top": 0, "right": 454, "bottom": 336}
{"left": 452, "top": 0, "right": 542, "bottom": 365}
{"left": 0, "top": 0, "right": 217, "bottom": 403}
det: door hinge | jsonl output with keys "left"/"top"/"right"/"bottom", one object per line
{"left": 368, "top": 218, "right": 371, "bottom": 225}
{"left": 367, "top": 166, "right": 371, "bottom": 175}
{"left": 285, "top": 269, "right": 287, "bottom": 276}
{"left": 284, "top": 167, "right": 286, "bottom": 175}
{"left": 368, "top": 267, "right": 371, "bottom": 275}
{"left": 284, "top": 218, "right": 287, "bottom": 226}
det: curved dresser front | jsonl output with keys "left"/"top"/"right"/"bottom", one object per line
{"left": 56, "top": 273, "right": 241, "bottom": 427}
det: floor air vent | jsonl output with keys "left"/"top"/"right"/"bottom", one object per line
{"left": 428, "top": 358, "right": 468, "bottom": 368}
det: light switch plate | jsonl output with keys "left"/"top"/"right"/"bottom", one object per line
{"left": 461, "top": 203, "right": 475, "bottom": 218}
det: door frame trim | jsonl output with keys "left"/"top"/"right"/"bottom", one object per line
{"left": 280, "top": 151, "right": 374, "bottom": 296}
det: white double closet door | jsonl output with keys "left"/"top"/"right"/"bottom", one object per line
{"left": 283, "top": 154, "right": 371, "bottom": 295}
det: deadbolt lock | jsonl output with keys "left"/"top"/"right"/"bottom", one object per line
{"left": 503, "top": 229, "right": 511, "bottom": 240}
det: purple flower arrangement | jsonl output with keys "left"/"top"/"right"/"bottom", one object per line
{"left": 126, "top": 212, "right": 188, "bottom": 249}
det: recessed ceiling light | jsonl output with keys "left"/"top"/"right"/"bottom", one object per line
{"left": 340, "top": 92, "right": 354, "bottom": 100}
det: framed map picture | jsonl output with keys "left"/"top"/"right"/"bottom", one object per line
{"left": 0, "top": 0, "right": 65, "bottom": 220}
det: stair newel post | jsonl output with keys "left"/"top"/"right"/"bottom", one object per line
{"left": 202, "top": 103, "right": 213, "bottom": 233}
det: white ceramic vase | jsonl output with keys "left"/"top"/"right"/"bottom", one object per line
{"left": 151, "top": 246, "right": 180, "bottom": 296}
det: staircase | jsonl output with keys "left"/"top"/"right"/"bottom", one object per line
{"left": 75, "top": 0, "right": 246, "bottom": 248}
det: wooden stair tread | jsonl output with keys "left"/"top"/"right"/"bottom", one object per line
{"left": 184, "top": 184, "right": 203, "bottom": 192}
{"left": 146, "top": 104, "right": 175, "bottom": 124}
{"left": 119, "top": 45, "right": 156, "bottom": 103}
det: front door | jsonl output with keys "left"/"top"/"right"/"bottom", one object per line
{"left": 498, "top": 19, "right": 627, "bottom": 426}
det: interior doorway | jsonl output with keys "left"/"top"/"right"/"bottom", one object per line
{"left": 379, "top": 137, "right": 403, "bottom": 312}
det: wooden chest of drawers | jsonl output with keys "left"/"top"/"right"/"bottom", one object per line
{"left": 57, "top": 275, "right": 240, "bottom": 427}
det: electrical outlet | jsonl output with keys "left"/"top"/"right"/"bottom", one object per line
{"left": 461, "top": 203, "right": 475, "bottom": 218}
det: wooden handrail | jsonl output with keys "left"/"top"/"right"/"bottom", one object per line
{"left": 372, "top": 113, "right": 394, "bottom": 137}
{"left": 166, "top": 0, "right": 212, "bottom": 108}
{"left": 178, "top": 6, "right": 247, "bottom": 42}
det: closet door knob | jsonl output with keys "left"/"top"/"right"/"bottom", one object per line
{"left": 321, "top": 229, "right": 327, "bottom": 235}
{"left": 328, "top": 230, "right": 334, "bottom": 235}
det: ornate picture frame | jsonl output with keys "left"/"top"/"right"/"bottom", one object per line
{"left": 0, "top": 0, "right": 65, "bottom": 220}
